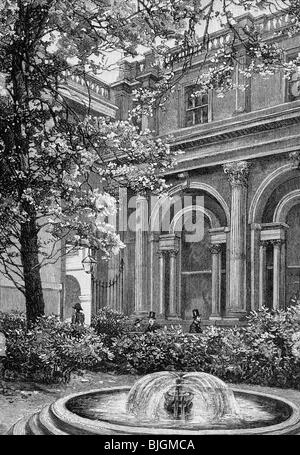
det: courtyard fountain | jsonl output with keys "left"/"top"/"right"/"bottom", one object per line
{"left": 7, "top": 371, "right": 300, "bottom": 435}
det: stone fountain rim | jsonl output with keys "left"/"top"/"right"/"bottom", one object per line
{"left": 50, "top": 386, "right": 300, "bottom": 435}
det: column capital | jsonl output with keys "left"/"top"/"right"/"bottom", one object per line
{"left": 289, "top": 151, "right": 300, "bottom": 169}
{"left": 270, "top": 239, "right": 285, "bottom": 246}
{"left": 223, "top": 161, "right": 250, "bottom": 187}
{"left": 209, "top": 243, "right": 222, "bottom": 254}
{"left": 169, "top": 249, "right": 179, "bottom": 257}
{"left": 259, "top": 239, "right": 271, "bottom": 247}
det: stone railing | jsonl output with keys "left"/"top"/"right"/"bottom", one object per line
{"left": 256, "top": 11, "right": 291, "bottom": 34}
{"left": 65, "top": 71, "right": 110, "bottom": 100}
{"left": 164, "top": 10, "right": 293, "bottom": 65}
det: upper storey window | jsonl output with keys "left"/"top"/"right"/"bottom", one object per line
{"left": 185, "top": 86, "right": 208, "bottom": 127}
{"left": 288, "top": 66, "right": 300, "bottom": 101}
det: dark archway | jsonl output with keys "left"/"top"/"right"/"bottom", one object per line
{"left": 64, "top": 275, "right": 81, "bottom": 320}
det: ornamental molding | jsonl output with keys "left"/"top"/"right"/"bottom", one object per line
{"left": 209, "top": 243, "right": 222, "bottom": 254}
{"left": 260, "top": 238, "right": 285, "bottom": 247}
{"left": 223, "top": 161, "right": 250, "bottom": 186}
{"left": 270, "top": 239, "right": 285, "bottom": 246}
{"left": 157, "top": 249, "right": 179, "bottom": 257}
{"left": 170, "top": 106, "right": 300, "bottom": 153}
{"left": 289, "top": 151, "right": 300, "bottom": 169}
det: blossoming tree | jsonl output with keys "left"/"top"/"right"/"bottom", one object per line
{"left": 0, "top": 0, "right": 299, "bottom": 322}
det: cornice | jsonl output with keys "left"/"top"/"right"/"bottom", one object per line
{"left": 65, "top": 81, "right": 118, "bottom": 112}
{"left": 169, "top": 101, "right": 300, "bottom": 152}
{"left": 164, "top": 134, "right": 300, "bottom": 175}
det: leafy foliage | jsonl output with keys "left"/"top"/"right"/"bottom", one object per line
{"left": 1, "top": 306, "right": 300, "bottom": 387}
{"left": 1, "top": 313, "right": 113, "bottom": 383}
{"left": 0, "top": 310, "right": 27, "bottom": 335}
{"left": 0, "top": 0, "right": 177, "bottom": 321}
{"left": 91, "top": 306, "right": 130, "bottom": 344}
{"left": 111, "top": 307, "right": 300, "bottom": 389}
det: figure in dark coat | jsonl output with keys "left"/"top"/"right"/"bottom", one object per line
{"left": 145, "top": 311, "right": 161, "bottom": 333}
{"left": 0, "top": 330, "right": 6, "bottom": 379}
{"left": 71, "top": 302, "right": 85, "bottom": 326}
{"left": 189, "top": 309, "right": 203, "bottom": 334}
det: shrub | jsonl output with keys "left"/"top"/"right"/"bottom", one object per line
{"left": 0, "top": 311, "right": 26, "bottom": 335}
{"left": 4, "top": 315, "right": 114, "bottom": 383}
{"left": 2, "top": 306, "right": 300, "bottom": 388}
{"left": 112, "top": 329, "right": 213, "bottom": 374}
{"left": 109, "top": 307, "right": 300, "bottom": 389}
{"left": 91, "top": 307, "right": 130, "bottom": 343}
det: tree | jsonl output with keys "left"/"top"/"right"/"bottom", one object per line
{"left": 0, "top": 0, "right": 177, "bottom": 323}
{"left": 0, "top": 0, "right": 299, "bottom": 323}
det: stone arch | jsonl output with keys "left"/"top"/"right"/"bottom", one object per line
{"left": 149, "top": 180, "right": 230, "bottom": 232}
{"left": 273, "top": 189, "right": 300, "bottom": 223}
{"left": 64, "top": 274, "right": 81, "bottom": 321}
{"left": 170, "top": 205, "right": 220, "bottom": 233}
{"left": 248, "top": 163, "right": 300, "bottom": 224}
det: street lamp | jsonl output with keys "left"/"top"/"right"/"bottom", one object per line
{"left": 82, "top": 249, "right": 97, "bottom": 276}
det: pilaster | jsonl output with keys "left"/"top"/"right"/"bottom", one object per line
{"left": 209, "top": 243, "right": 222, "bottom": 319}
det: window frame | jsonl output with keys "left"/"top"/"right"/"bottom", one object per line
{"left": 285, "top": 50, "right": 300, "bottom": 103}
{"left": 183, "top": 84, "right": 212, "bottom": 128}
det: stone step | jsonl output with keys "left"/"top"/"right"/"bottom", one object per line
{"left": 25, "top": 413, "right": 45, "bottom": 435}
{"left": 38, "top": 405, "right": 68, "bottom": 435}
{"left": 49, "top": 402, "right": 91, "bottom": 435}
{"left": 8, "top": 417, "right": 28, "bottom": 435}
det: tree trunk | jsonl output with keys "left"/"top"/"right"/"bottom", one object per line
{"left": 20, "top": 205, "right": 45, "bottom": 324}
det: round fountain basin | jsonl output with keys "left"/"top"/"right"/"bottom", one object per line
{"left": 44, "top": 386, "right": 299, "bottom": 435}
{"left": 7, "top": 371, "right": 300, "bottom": 435}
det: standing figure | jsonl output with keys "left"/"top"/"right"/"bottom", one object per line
{"left": 145, "top": 311, "right": 160, "bottom": 333}
{"left": 71, "top": 302, "right": 85, "bottom": 326}
{"left": 0, "top": 330, "right": 6, "bottom": 379}
{"left": 189, "top": 309, "right": 203, "bottom": 334}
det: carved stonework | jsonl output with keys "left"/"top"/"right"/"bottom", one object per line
{"left": 259, "top": 240, "right": 271, "bottom": 248}
{"left": 223, "top": 161, "right": 250, "bottom": 186}
{"left": 209, "top": 244, "right": 222, "bottom": 254}
{"left": 289, "top": 151, "right": 300, "bottom": 169}
{"left": 157, "top": 249, "right": 179, "bottom": 258}
{"left": 168, "top": 249, "right": 179, "bottom": 257}
{"left": 270, "top": 239, "right": 285, "bottom": 246}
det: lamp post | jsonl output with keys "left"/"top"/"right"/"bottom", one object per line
{"left": 81, "top": 248, "right": 97, "bottom": 325}
{"left": 82, "top": 248, "right": 97, "bottom": 277}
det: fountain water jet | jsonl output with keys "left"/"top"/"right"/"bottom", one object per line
{"left": 127, "top": 371, "right": 239, "bottom": 424}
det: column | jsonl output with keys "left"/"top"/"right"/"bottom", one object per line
{"left": 225, "top": 227, "right": 231, "bottom": 314}
{"left": 169, "top": 249, "right": 179, "bottom": 319}
{"left": 149, "top": 233, "right": 160, "bottom": 312}
{"left": 258, "top": 240, "right": 268, "bottom": 309}
{"left": 272, "top": 239, "right": 283, "bottom": 310}
{"left": 209, "top": 244, "right": 222, "bottom": 319}
{"left": 280, "top": 239, "right": 287, "bottom": 309}
{"left": 223, "top": 161, "right": 250, "bottom": 317}
{"left": 134, "top": 195, "right": 149, "bottom": 316}
{"left": 158, "top": 251, "right": 166, "bottom": 316}
{"left": 79, "top": 295, "right": 92, "bottom": 326}
{"left": 251, "top": 223, "right": 261, "bottom": 310}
